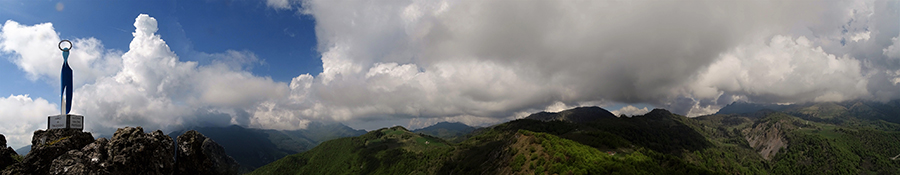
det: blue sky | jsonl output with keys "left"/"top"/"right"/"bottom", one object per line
{"left": 0, "top": 0, "right": 319, "bottom": 101}
{"left": 0, "top": 0, "right": 897, "bottom": 149}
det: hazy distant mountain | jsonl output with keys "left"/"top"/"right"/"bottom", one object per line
{"left": 252, "top": 102, "right": 900, "bottom": 174}
{"left": 716, "top": 102, "right": 791, "bottom": 115}
{"left": 412, "top": 122, "right": 476, "bottom": 142}
{"left": 14, "top": 145, "right": 29, "bottom": 156}
{"left": 524, "top": 106, "right": 617, "bottom": 123}
{"left": 167, "top": 122, "right": 366, "bottom": 171}
{"left": 718, "top": 100, "right": 900, "bottom": 128}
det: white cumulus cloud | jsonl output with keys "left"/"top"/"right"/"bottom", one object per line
{"left": 685, "top": 35, "right": 870, "bottom": 116}
{"left": 265, "top": 0, "right": 296, "bottom": 10}
{"left": 0, "top": 21, "right": 122, "bottom": 85}
{"left": 610, "top": 105, "right": 650, "bottom": 117}
{"left": 0, "top": 14, "right": 296, "bottom": 147}
{"left": 885, "top": 35, "right": 900, "bottom": 59}
{"left": 0, "top": 95, "right": 57, "bottom": 149}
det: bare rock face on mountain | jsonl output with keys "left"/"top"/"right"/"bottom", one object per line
{"left": 48, "top": 127, "right": 175, "bottom": 175}
{"left": 743, "top": 117, "right": 793, "bottom": 160}
{"left": 175, "top": 130, "right": 240, "bottom": 175}
{"left": 0, "top": 134, "right": 19, "bottom": 170}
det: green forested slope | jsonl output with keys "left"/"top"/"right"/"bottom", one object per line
{"left": 248, "top": 126, "right": 450, "bottom": 175}
{"left": 251, "top": 101, "right": 900, "bottom": 175}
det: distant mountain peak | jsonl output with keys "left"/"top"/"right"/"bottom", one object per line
{"left": 412, "top": 122, "right": 476, "bottom": 142}
{"left": 389, "top": 125, "right": 410, "bottom": 131}
{"left": 716, "top": 102, "right": 791, "bottom": 115}
{"left": 434, "top": 121, "right": 461, "bottom": 124}
{"left": 646, "top": 108, "right": 673, "bottom": 116}
{"left": 428, "top": 122, "right": 469, "bottom": 128}
{"left": 525, "top": 106, "right": 616, "bottom": 123}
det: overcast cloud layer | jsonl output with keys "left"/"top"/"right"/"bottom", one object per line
{"left": 0, "top": 0, "right": 899, "bottom": 148}
{"left": 282, "top": 0, "right": 900, "bottom": 117}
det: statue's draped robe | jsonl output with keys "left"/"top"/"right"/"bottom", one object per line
{"left": 61, "top": 49, "right": 72, "bottom": 114}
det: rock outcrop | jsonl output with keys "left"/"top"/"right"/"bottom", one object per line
{"left": 4, "top": 129, "right": 96, "bottom": 174}
{"left": 2, "top": 127, "right": 240, "bottom": 175}
{"left": 175, "top": 130, "right": 240, "bottom": 175}
{"left": 49, "top": 127, "right": 175, "bottom": 175}
{"left": 0, "top": 134, "right": 19, "bottom": 170}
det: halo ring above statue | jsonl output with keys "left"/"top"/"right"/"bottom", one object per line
{"left": 58, "top": 40, "right": 72, "bottom": 51}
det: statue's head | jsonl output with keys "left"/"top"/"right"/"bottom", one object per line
{"left": 59, "top": 40, "right": 72, "bottom": 61}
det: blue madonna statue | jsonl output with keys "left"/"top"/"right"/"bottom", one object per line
{"left": 49, "top": 40, "right": 83, "bottom": 130}
{"left": 59, "top": 40, "right": 73, "bottom": 114}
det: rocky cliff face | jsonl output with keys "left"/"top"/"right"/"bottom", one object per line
{"left": 743, "top": 118, "right": 792, "bottom": 160}
{"left": 1, "top": 127, "right": 240, "bottom": 175}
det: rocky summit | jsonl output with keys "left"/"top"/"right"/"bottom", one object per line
{"left": 6, "top": 129, "right": 95, "bottom": 174}
{"left": 1, "top": 127, "right": 240, "bottom": 175}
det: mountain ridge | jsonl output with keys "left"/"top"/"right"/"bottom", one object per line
{"left": 411, "top": 122, "right": 476, "bottom": 143}
{"left": 524, "top": 106, "right": 617, "bottom": 123}
{"left": 252, "top": 101, "right": 900, "bottom": 174}
{"left": 166, "top": 122, "right": 366, "bottom": 171}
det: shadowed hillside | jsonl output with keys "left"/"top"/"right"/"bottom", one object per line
{"left": 524, "top": 106, "right": 617, "bottom": 123}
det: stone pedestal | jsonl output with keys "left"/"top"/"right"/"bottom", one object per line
{"left": 47, "top": 114, "right": 83, "bottom": 130}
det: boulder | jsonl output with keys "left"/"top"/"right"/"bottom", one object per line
{"left": 175, "top": 130, "right": 240, "bottom": 175}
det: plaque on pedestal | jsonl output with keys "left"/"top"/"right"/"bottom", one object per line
{"left": 48, "top": 114, "right": 83, "bottom": 130}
